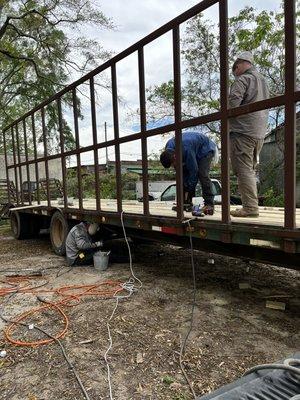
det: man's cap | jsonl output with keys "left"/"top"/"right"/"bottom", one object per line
{"left": 235, "top": 51, "right": 254, "bottom": 64}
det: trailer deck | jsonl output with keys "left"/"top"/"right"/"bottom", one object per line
{"left": 11, "top": 200, "right": 300, "bottom": 228}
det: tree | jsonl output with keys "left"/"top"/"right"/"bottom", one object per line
{"left": 147, "top": 3, "right": 300, "bottom": 140}
{"left": 0, "top": 0, "right": 113, "bottom": 151}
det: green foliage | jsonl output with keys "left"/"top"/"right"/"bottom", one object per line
{"left": 262, "top": 187, "right": 284, "bottom": 207}
{"left": 66, "top": 170, "right": 140, "bottom": 200}
{"left": 162, "top": 375, "right": 175, "bottom": 385}
{"left": 0, "top": 220, "right": 10, "bottom": 236}
{"left": 0, "top": 0, "right": 113, "bottom": 151}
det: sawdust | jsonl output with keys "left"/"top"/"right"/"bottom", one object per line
{"left": 0, "top": 228, "right": 299, "bottom": 400}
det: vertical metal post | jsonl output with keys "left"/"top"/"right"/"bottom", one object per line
{"left": 284, "top": 0, "right": 296, "bottom": 229}
{"left": 219, "top": 0, "right": 230, "bottom": 224}
{"left": 57, "top": 97, "right": 68, "bottom": 208}
{"left": 15, "top": 124, "right": 24, "bottom": 204}
{"left": 105, "top": 121, "right": 109, "bottom": 173}
{"left": 173, "top": 26, "right": 183, "bottom": 220}
{"left": 138, "top": 47, "right": 150, "bottom": 216}
{"left": 111, "top": 63, "right": 122, "bottom": 213}
{"left": 72, "top": 88, "right": 83, "bottom": 211}
{"left": 31, "top": 114, "right": 40, "bottom": 204}
{"left": 90, "top": 77, "right": 101, "bottom": 212}
{"left": 3, "top": 130, "right": 11, "bottom": 204}
{"left": 11, "top": 127, "right": 19, "bottom": 204}
{"left": 41, "top": 107, "right": 51, "bottom": 206}
{"left": 23, "top": 119, "right": 31, "bottom": 204}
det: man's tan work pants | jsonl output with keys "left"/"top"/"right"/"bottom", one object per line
{"left": 230, "top": 132, "right": 264, "bottom": 213}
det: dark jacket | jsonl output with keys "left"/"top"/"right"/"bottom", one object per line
{"left": 165, "top": 131, "right": 216, "bottom": 192}
{"left": 65, "top": 222, "right": 98, "bottom": 265}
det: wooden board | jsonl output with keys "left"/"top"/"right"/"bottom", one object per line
{"left": 12, "top": 199, "right": 300, "bottom": 228}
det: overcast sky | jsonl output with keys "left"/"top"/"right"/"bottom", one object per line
{"left": 73, "top": 0, "right": 281, "bottom": 165}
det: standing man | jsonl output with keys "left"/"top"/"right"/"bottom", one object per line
{"left": 65, "top": 222, "right": 103, "bottom": 266}
{"left": 229, "top": 51, "right": 269, "bottom": 217}
{"left": 160, "top": 131, "right": 217, "bottom": 215}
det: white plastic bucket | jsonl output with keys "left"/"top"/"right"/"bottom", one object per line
{"left": 93, "top": 250, "right": 110, "bottom": 271}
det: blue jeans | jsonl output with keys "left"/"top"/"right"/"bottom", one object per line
{"left": 198, "top": 152, "right": 214, "bottom": 206}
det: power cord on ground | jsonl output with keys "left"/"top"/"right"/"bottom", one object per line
{"left": 1, "top": 305, "right": 92, "bottom": 400}
{"left": 0, "top": 285, "right": 92, "bottom": 400}
{"left": 103, "top": 211, "right": 143, "bottom": 400}
{"left": 179, "top": 219, "right": 197, "bottom": 399}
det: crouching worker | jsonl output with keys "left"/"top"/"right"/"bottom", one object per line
{"left": 160, "top": 131, "right": 217, "bottom": 215}
{"left": 66, "top": 222, "right": 103, "bottom": 266}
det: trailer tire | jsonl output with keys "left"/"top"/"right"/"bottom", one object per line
{"left": 10, "top": 211, "right": 31, "bottom": 239}
{"left": 50, "top": 211, "right": 71, "bottom": 256}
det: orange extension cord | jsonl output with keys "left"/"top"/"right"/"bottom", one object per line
{"left": 0, "top": 276, "right": 123, "bottom": 347}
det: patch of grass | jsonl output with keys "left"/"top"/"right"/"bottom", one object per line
{"left": 162, "top": 375, "right": 175, "bottom": 385}
{"left": 174, "top": 394, "right": 189, "bottom": 400}
{"left": 0, "top": 220, "right": 11, "bottom": 235}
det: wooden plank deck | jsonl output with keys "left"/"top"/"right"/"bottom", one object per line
{"left": 13, "top": 199, "right": 300, "bottom": 228}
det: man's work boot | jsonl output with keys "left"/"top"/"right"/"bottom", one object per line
{"left": 172, "top": 204, "right": 193, "bottom": 212}
{"left": 202, "top": 205, "right": 214, "bottom": 215}
{"left": 230, "top": 208, "right": 259, "bottom": 218}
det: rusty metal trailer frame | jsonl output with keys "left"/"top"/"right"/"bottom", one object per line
{"left": 2, "top": 0, "right": 300, "bottom": 268}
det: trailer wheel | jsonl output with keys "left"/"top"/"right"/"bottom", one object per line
{"left": 50, "top": 211, "right": 70, "bottom": 256}
{"left": 10, "top": 211, "right": 30, "bottom": 239}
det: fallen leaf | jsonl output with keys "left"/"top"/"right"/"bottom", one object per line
{"left": 136, "top": 352, "right": 144, "bottom": 364}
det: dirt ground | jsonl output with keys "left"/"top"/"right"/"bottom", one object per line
{"left": 0, "top": 222, "right": 299, "bottom": 400}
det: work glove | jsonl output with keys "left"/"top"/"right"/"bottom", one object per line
{"left": 94, "top": 240, "right": 103, "bottom": 248}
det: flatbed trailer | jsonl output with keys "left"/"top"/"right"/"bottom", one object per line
{"left": 2, "top": 0, "right": 300, "bottom": 269}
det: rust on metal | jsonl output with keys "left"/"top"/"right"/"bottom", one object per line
{"left": 22, "top": 119, "right": 32, "bottom": 205}
{"left": 41, "top": 107, "right": 51, "bottom": 207}
{"left": 2, "top": 131, "right": 11, "bottom": 204}
{"left": 31, "top": 114, "right": 40, "bottom": 204}
{"left": 90, "top": 76, "right": 101, "bottom": 212}
{"left": 173, "top": 25, "right": 183, "bottom": 220}
{"left": 219, "top": 0, "right": 230, "bottom": 224}
{"left": 111, "top": 63, "right": 122, "bottom": 213}
{"left": 138, "top": 47, "right": 150, "bottom": 216}
{"left": 57, "top": 97, "right": 68, "bottom": 208}
{"left": 1, "top": 0, "right": 299, "bottom": 256}
{"left": 15, "top": 124, "right": 24, "bottom": 204}
{"left": 284, "top": 0, "right": 296, "bottom": 229}
{"left": 72, "top": 88, "right": 83, "bottom": 211}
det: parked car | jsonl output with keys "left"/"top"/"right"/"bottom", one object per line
{"left": 136, "top": 180, "right": 174, "bottom": 202}
{"left": 158, "top": 179, "right": 242, "bottom": 206}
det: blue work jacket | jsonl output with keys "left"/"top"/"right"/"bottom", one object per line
{"left": 165, "top": 131, "right": 216, "bottom": 192}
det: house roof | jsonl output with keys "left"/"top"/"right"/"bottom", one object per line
{"left": 264, "top": 110, "right": 300, "bottom": 140}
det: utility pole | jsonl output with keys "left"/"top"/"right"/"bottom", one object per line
{"left": 104, "top": 121, "right": 109, "bottom": 173}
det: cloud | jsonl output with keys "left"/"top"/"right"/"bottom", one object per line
{"left": 72, "top": 0, "right": 281, "bottom": 159}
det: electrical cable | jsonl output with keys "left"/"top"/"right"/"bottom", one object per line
{"left": 120, "top": 210, "right": 142, "bottom": 290}
{"left": 179, "top": 219, "right": 197, "bottom": 399}
{"left": 1, "top": 278, "right": 123, "bottom": 346}
{"left": 0, "top": 295, "right": 91, "bottom": 400}
{"left": 103, "top": 210, "right": 142, "bottom": 400}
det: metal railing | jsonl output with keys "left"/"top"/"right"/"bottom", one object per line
{"left": 2, "top": 0, "right": 299, "bottom": 229}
